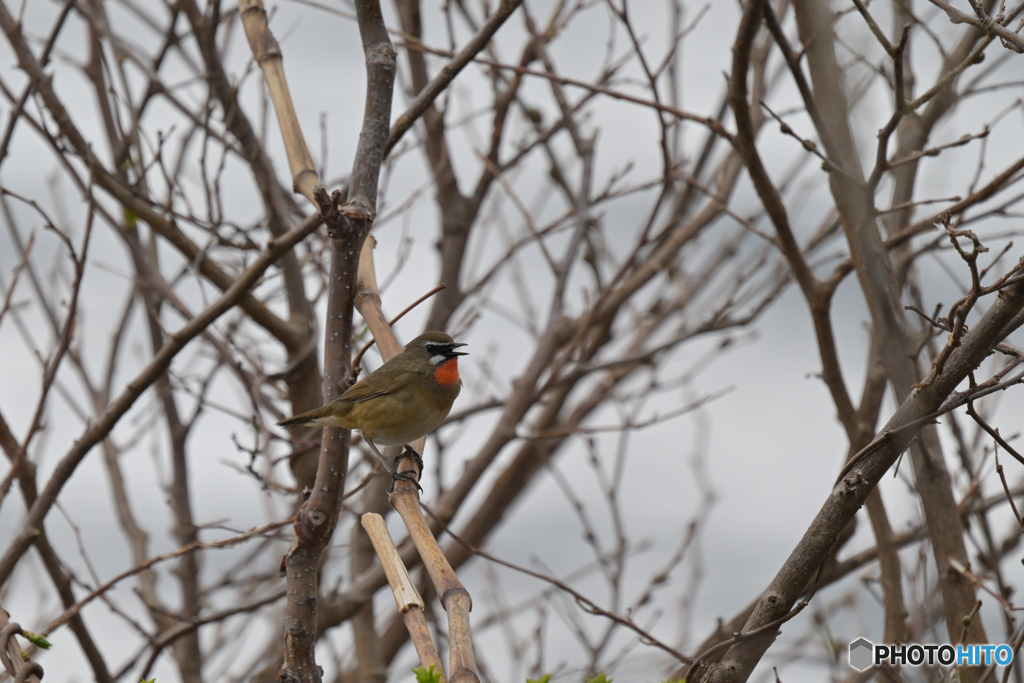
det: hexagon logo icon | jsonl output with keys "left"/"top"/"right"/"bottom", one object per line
{"left": 849, "top": 638, "right": 873, "bottom": 671}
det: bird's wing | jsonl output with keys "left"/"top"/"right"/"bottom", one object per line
{"left": 335, "top": 372, "right": 404, "bottom": 403}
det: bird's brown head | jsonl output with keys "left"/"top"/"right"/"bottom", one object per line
{"left": 405, "top": 331, "right": 467, "bottom": 387}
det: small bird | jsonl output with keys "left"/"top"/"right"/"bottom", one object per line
{"left": 277, "top": 331, "right": 467, "bottom": 479}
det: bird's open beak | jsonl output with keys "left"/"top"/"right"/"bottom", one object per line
{"left": 449, "top": 342, "right": 468, "bottom": 356}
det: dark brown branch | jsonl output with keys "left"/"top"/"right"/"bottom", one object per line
{"left": 701, "top": 274, "right": 1024, "bottom": 682}
{"left": 278, "top": 1, "right": 396, "bottom": 680}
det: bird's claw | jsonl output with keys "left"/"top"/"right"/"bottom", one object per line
{"left": 388, "top": 447, "right": 424, "bottom": 493}
{"left": 390, "top": 468, "right": 423, "bottom": 492}
{"left": 396, "top": 445, "right": 424, "bottom": 472}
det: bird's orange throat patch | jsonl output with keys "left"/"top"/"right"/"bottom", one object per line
{"left": 434, "top": 357, "right": 460, "bottom": 386}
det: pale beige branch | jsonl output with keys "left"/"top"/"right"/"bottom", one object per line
{"left": 238, "top": 0, "right": 322, "bottom": 204}
{"left": 361, "top": 513, "right": 444, "bottom": 677}
{"left": 353, "top": 236, "right": 479, "bottom": 682}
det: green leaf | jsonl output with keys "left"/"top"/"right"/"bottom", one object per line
{"left": 412, "top": 665, "right": 442, "bottom": 683}
{"left": 586, "top": 675, "right": 612, "bottom": 683}
{"left": 527, "top": 676, "right": 552, "bottom": 683}
{"left": 123, "top": 206, "right": 137, "bottom": 229}
{"left": 21, "top": 631, "right": 51, "bottom": 650}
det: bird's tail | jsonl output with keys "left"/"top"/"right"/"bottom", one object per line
{"left": 276, "top": 414, "right": 317, "bottom": 429}
{"left": 277, "top": 404, "right": 340, "bottom": 429}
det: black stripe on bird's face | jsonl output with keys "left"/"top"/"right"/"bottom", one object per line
{"left": 426, "top": 341, "right": 468, "bottom": 366}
